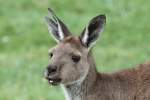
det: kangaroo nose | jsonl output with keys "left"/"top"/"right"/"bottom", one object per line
{"left": 47, "top": 65, "right": 57, "bottom": 74}
{"left": 44, "top": 65, "right": 57, "bottom": 79}
{"left": 44, "top": 65, "right": 57, "bottom": 78}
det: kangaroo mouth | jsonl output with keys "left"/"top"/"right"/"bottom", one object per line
{"left": 44, "top": 69, "right": 61, "bottom": 85}
{"left": 47, "top": 78, "right": 62, "bottom": 85}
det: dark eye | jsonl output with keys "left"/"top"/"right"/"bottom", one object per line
{"left": 49, "top": 53, "right": 53, "bottom": 58}
{"left": 72, "top": 55, "right": 80, "bottom": 63}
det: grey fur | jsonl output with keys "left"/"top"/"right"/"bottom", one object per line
{"left": 44, "top": 9, "right": 150, "bottom": 100}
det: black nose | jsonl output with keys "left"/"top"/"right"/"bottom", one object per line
{"left": 45, "top": 65, "right": 57, "bottom": 78}
{"left": 47, "top": 65, "right": 57, "bottom": 74}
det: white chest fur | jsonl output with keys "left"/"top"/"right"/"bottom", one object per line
{"left": 61, "top": 84, "right": 82, "bottom": 100}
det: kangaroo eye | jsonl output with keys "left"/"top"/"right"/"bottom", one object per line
{"left": 72, "top": 55, "right": 80, "bottom": 63}
{"left": 49, "top": 53, "right": 53, "bottom": 58}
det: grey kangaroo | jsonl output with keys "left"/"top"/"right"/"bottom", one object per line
{"left": 44, "top": 8, "right": 150, "bottom": 100}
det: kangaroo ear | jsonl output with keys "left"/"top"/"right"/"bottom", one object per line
{"left": 45, "top": 8, "right": 71, "bottom": 43}
{"left": 79, "top": 15, "right": 106, "bottom": 48}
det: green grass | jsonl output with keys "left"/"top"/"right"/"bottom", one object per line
{"left": 0, "top": 0, "right": 150, "bottom": 99}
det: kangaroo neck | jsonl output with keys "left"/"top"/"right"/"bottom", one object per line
{"left": 62, "top": 52, "right": 97, "bottom": 100}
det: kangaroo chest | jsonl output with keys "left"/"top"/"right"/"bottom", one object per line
{"left": 61, "top": 84, "right": 86, "bottom": 100}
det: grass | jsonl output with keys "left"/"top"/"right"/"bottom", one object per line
{"left": 0, "top": 0, "right": 150, "bottom": 99}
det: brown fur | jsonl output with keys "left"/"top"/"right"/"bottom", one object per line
{"left": 44, "top": 9, "right": 150, "bottom": 100}
{"left": 48, "top": 38, "right": 150, "bottom": 100}
{"left": 63, "top": 47, "right": 150, "bottom": 100}
{"left": 92, "top": 62, "right": 150, "bottom": 100}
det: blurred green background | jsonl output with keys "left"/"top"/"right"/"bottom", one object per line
{"left": 0, "top": 0, "right": 150, "bottom": 100}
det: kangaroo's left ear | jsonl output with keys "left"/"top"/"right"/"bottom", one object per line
{"left": 79, "top": 15, "right": 106, "bottom": 48}
{"left": 45, "top": 8, "right": 71, "bottom": 43}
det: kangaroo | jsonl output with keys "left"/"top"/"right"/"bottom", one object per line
{"left": 44, "top": 8, "right": 150, "bottom": 100}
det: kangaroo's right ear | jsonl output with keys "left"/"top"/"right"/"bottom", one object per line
{"left": 45, "top": 8, "right": 71, "bottom": 43}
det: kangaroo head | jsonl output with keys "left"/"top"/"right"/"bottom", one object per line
{"left": 44, "top": 8, "right": 106, "bottom": 86}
